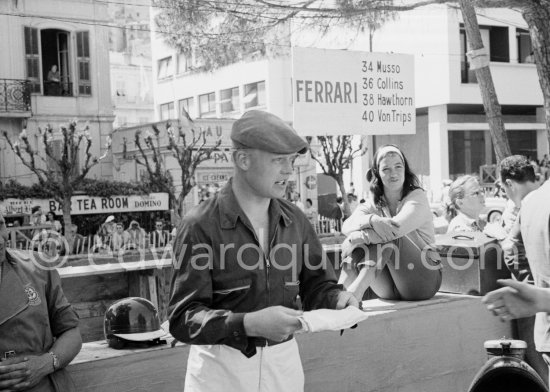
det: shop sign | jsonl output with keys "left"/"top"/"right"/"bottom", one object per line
{"left": 0, "top": 193, "right": 169, "bottom": 216}
{"left": 196, "top": 169, "right": 234, "bottom": 185}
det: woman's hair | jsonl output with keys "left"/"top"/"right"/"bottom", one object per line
{"left": 445, "top": 175, "right": 477, "bottom": 220}
{"left": 366, "top": 144, "right": 421, "bottom": 206}
{"left": 47, "top": 210, "right": 57, "bottom": 220}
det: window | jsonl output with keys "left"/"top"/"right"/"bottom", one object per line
{"left": 244, "top": 81, "right": 266, "bottom": 109}
{"left": 160, "top": 102, "right": 175, "bottom": 120}
{"left": 199, "top": 92, "right": 216, "bottom": 117}
{"left": 24, "top": 27, "right": 41, "bottom": 93}
{"left": 220, "top": 87, "right": 240, "bottom": 113}
{"left": 488, "top": 26, "right": 509, "bottom": 63}
{"left": 460, "top": 26, "right": 489, "bottom": 84}
{"left": 460, "top": 25, "right": 508, "bottom": 84}
{"left": 179, "top": 97, "right": 195, "bottom": 119}
{"left": 157, "top": 56, "right": 173, "bottom": 79}
{"left": 448, "top": 131, "right": 492, "bottom": 176}
{"left": 177, "top": 52, "right": 192, "bottom": 74}
{"left": 76, "top": 31, "right": 91, "bottom": 95}
{"left": 24, "top": 27, "right": 89, "bottom": 96}
{"left": 517, "top": 29, "right": 534, "bottom": 64}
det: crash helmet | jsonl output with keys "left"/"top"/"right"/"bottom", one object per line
{"left": 104, "top": 297, "right": 166, "bottom": 349}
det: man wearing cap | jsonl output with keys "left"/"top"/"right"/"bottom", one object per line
{"left": 0, "top": 212, "right": 82, "bottom": 391}
{"left": 169, "top": 110, "right": 358, "bottom": 392}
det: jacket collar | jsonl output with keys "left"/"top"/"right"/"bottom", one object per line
{"left": 0, "top": 250, "right": 30, "bottom": 326}
{"left": 218, "top": 178, "right": 292, "bottom": 230}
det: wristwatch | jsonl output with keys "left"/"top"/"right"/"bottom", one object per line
{"left": 48, "top": 351, "right": 59, "bottom": 371}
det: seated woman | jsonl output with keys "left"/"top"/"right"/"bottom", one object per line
{"left": 339, "top": 144, "right": 442, "bottom": 301}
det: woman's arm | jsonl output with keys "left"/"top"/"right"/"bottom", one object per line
{"left": 341, "top": 202, "right": 378, "bottom": 235}
{"left": 390, "top": 190, "right": 433, "bottom": 237}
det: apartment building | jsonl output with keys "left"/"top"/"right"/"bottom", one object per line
{"left": 151, "top": 3, "right": 548, "bottom": 197}
{"left": 0, "top": 0, "right": 114, "bottom": 185}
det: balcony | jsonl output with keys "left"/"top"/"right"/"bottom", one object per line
{"left": 43, "top": 81, "right": 73, "bottom": 97}
{"left": 0, "top": 79, "right": 31, "bottom": 116}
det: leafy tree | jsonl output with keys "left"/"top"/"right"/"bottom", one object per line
{"left": 306, "top": 136, "right": 368, "bottom": 217}
{"left": 3, "top": 122, "right": 111, "bottom": 251}
{"left": 126, "top": 120, "right": 221, "bottom": 218}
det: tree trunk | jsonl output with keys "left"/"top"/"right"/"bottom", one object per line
{"left": 62, "top": 196, "right": 74, "bottom": 255}
{"left": 522, "top": 5, "right": 550, "bottom": 149}
{"left": 459, "top": 0, "right": 511, "bottom": 162}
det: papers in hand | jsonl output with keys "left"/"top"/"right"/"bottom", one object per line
{"left": 297, "top": 306, "right": 369, "bottom": 333}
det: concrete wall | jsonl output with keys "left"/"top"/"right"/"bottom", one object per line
{"left": 68, "top": 294, "right": 512, "bottom": 392}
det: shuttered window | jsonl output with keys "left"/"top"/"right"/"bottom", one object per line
{"left": 76, "top": 31, "right": 91, "bottom": 95}
{"left": 24, "top": 27, "right": 41, "bottom": 93}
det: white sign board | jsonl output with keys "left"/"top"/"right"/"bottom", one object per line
{"left": 0, "top": 193, "right": 169, "bottom": 216}
{"left": 292, "top": 47, "right": 415, "bottom": 136}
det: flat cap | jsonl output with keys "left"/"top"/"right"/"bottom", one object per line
{"left": 231, "top": 110, "right": 308, "bottom": 154}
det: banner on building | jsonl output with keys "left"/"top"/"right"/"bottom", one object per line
{"left": 0, "top": 193, "right": 169, "bottom": 216}
{"left": 292, "top": 47, "right": 415, "bottom": 136}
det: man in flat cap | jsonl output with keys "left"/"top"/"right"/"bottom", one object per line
{"left": 169, "top": 110, "right": 358, "bottom": 391}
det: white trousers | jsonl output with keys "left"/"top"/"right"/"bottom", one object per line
{"left": 184, "top": 338, "right": 304, "bottom": 392}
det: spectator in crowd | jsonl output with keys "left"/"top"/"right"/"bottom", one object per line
{"left": 168, "top": 110, "right": 358, "bottom": 391}
{"left": 491, "top": 155, "right": 546, "bottom": 383}
{"left": 151, "top": 220, "right": 169, "bottom": 249}
{"left": 339, "top": 144, "right": 442, "bottom": 301}
{"left": 0, "top": 212, "right": 82, "bottom": 391}
{"left": 446, "top": 175, "right": 487, "bottom": 232}
{"left": 30, "top": 206, "right": 46, "bottom": 226}
{"left": 68, "top": 224, "right": 88, "bottom": 255}
{"left": 97, "top": 215, "right": 116, "bottom": 249}
{"left": 445, "top": 175, "right": 507, "bottom": 238}
{"left": 126, "top": 220, "right": 146, "bottom": 249}
{"left": 303, "top": 198, "right": 318, "bottom": 230}
{"left": 112, "top": 222, "right": 130, "bottom": 252}
{"left": 291, "top": 192, "right": 305, "bottom": 212}
{"left": 45, "top": 211, "right": 62, "bottom": 233}
{"left": 29, "top": 206, "right": 48, "bottom": 251}
{"left": 483, "top": 156, "right": 550, "bottom": 382}
{"left": 47, "top": 64, "right": 60, "bottom": 83}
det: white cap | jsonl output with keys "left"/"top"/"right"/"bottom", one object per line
{"left": 105, "top": 215, "right": 115, "bottom": 223}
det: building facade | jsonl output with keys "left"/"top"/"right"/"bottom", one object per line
{"left": 108, "top": 0, "right": 154, "bottom": 129}
{"left": 0, "top": 0, "right": 114, "bottom": 185}
{"left": 151, "top": 3, "right": 548, "bottom": 199}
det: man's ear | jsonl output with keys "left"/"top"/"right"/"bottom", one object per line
{"left": 505, "top": 179, "right": 514, "bottom": 189}
{"left": 233, "top": 150, "right": 251, "bottom": 170}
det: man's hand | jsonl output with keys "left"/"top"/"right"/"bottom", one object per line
{"left": 335, "top": 291, "right": 360, "bottom": 310}
{"left": 370, "top": 216, "right": 400, "bottom": 242}
{"left": 0, "top": 357, "right": 28, "bottom": 391}
{"left": 482, "top": 279, "right": 550, "bottom": 321}
{"left": 0, "top": 355, "right": 52, "bottom": 391}
{"left": 243, "top": 306, "right": 303, "bottom": 341}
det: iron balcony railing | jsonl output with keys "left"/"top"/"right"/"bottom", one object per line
{"left": 0, "top": 78, "right": 31, "bottom": 113}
